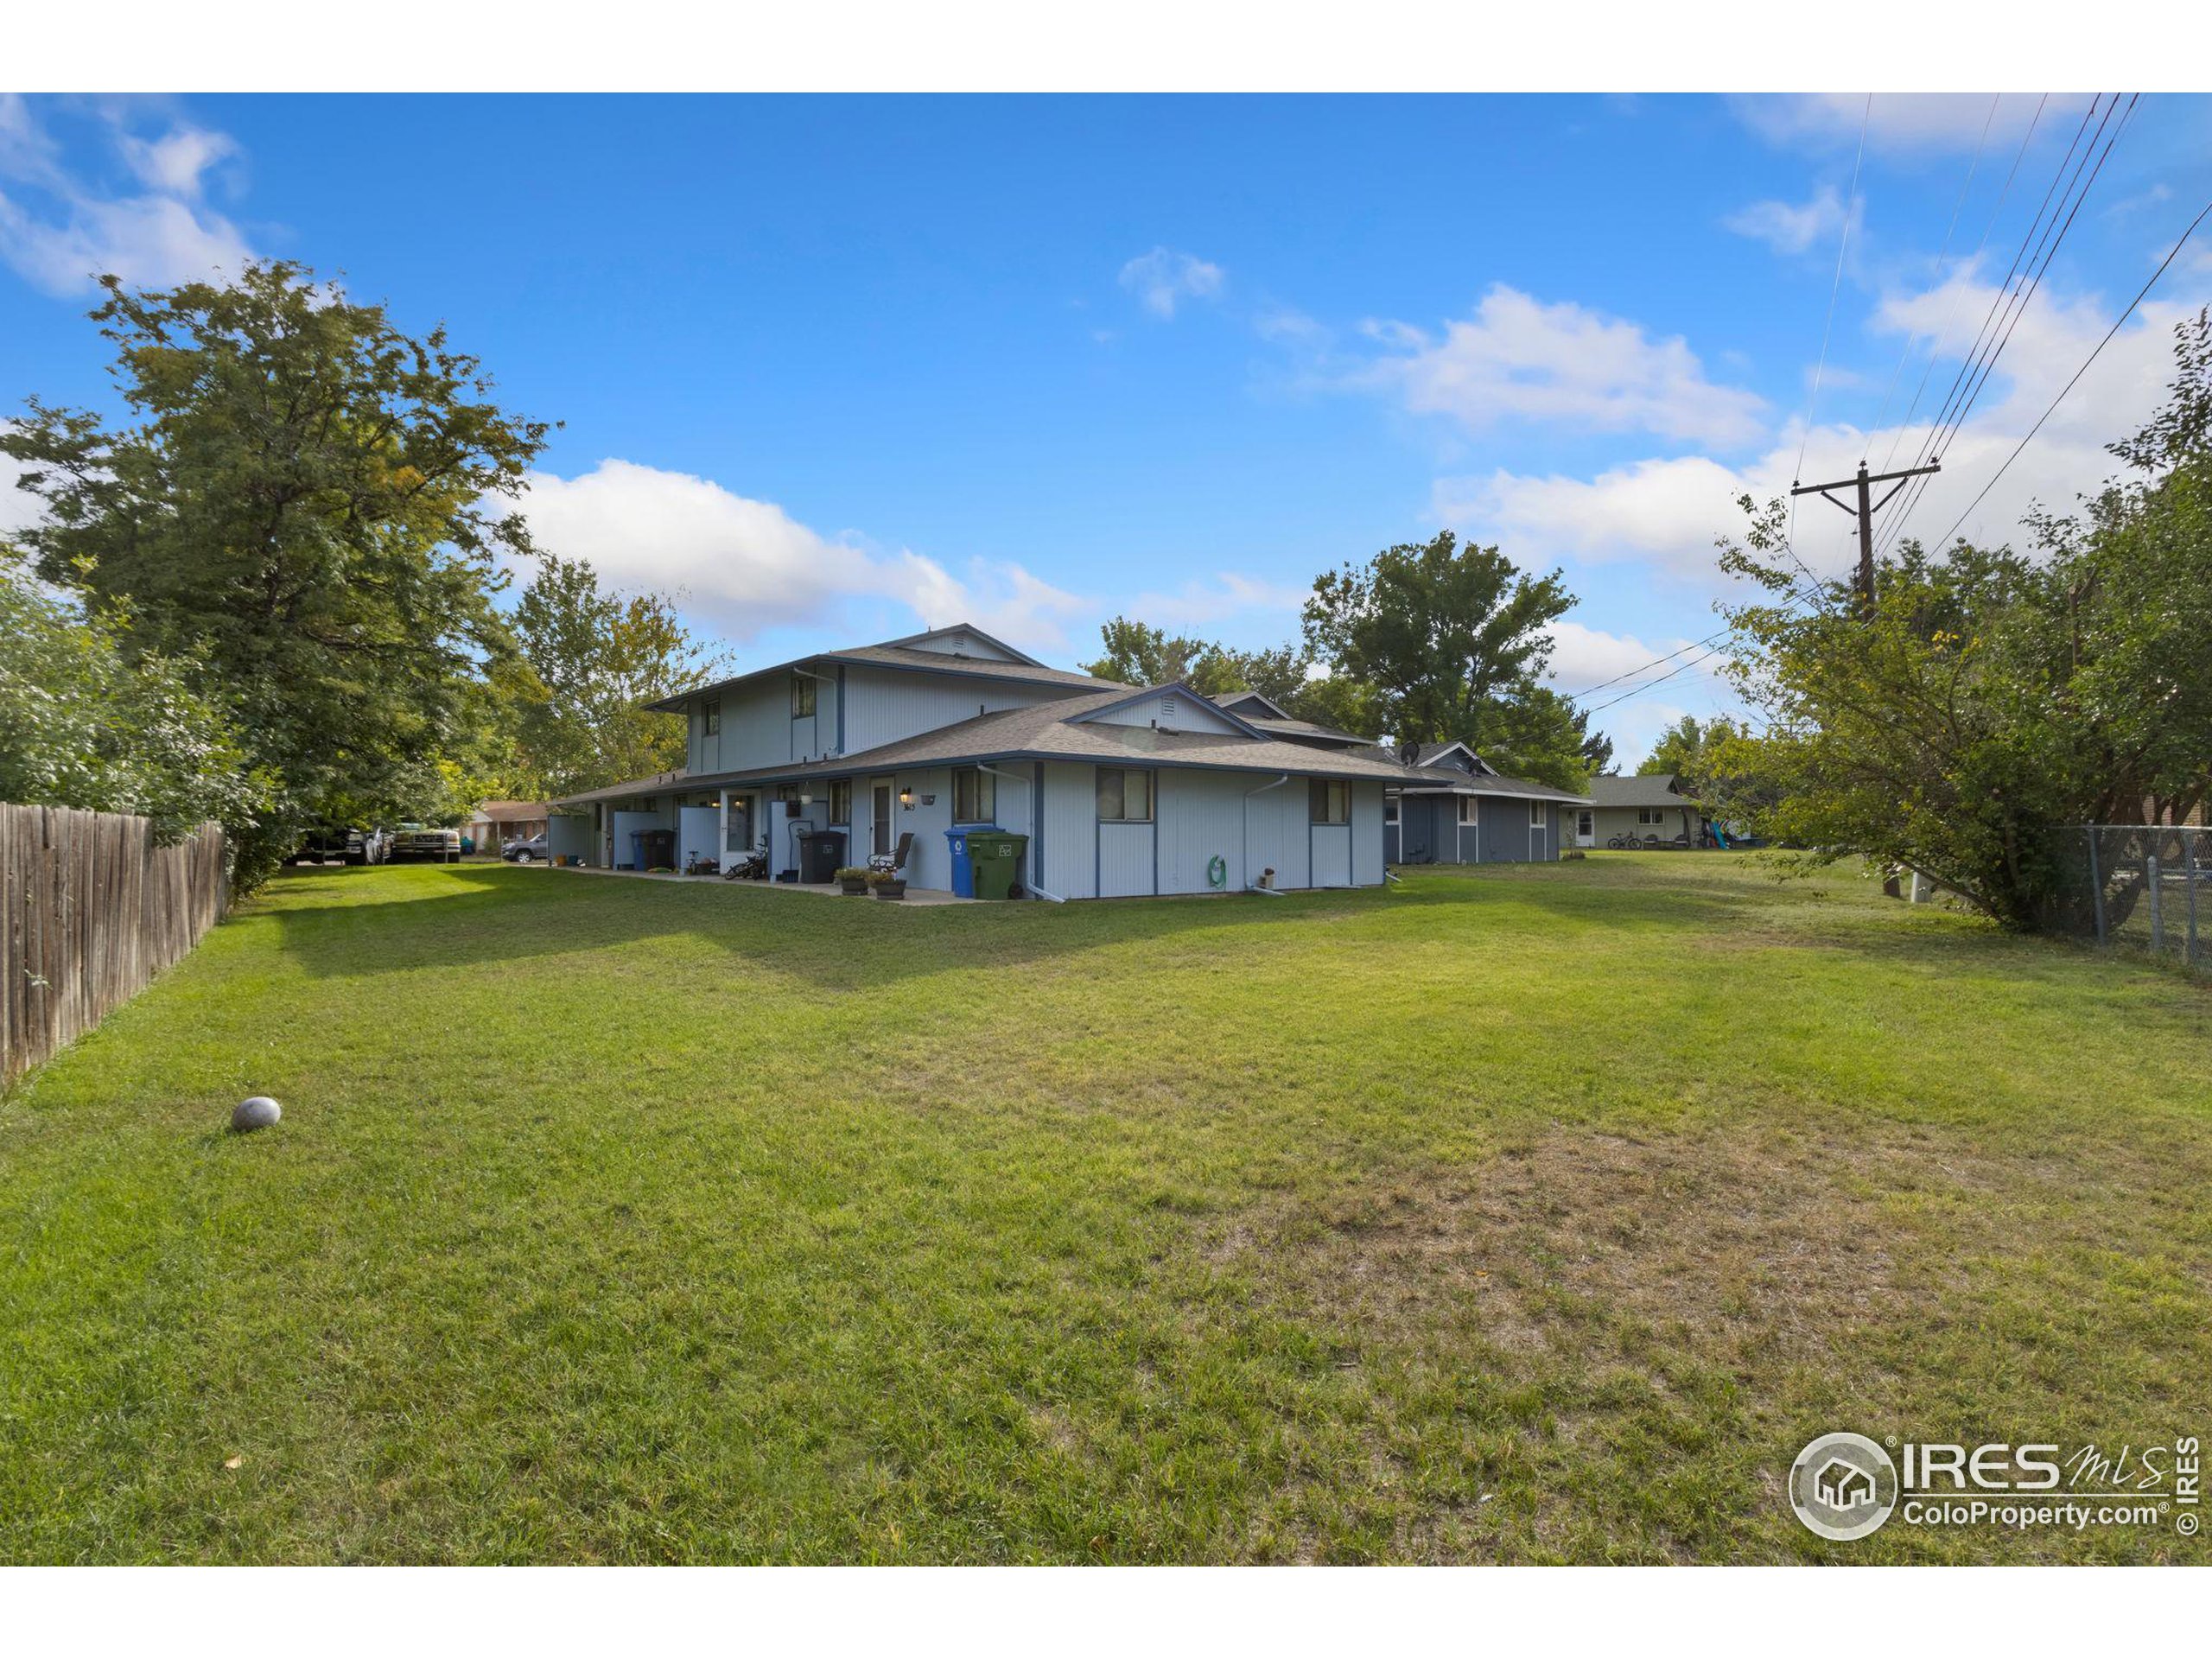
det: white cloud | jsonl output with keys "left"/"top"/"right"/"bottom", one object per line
{"left": 1356, "top": 285, "right": 1769, "bottom": 448}
{"left": 1122, "top": 570, "right": 1312, "bottom": 632}
{"left": 0, "top": 98, "right": 253, "bottom": 296}
{"left": 1439, "top": 451, "right": 1785, "bottom": 582}
{"left": 117, "top": 124, "right": 238, "bottom": 199}
{"left": 1723, "top": 185, "right": 1850, "bottom": 257}
{"left": 0, "top": 423, "right": 47, "bottom": 539}
{"left": 505, "top": 458, "right": 1089, "bottom": 654}
{"left": 1732, "top": 93, "right": 2086, "bottom": 156}
{"left": 1543, "top": 619, "right": 1698, "bottom": 695}
{"left": 1119, "top": 246, "right": 1225, "bottom": 319}
{"left": 1436, "top": 276, "right": 2212, "bottom": 594}
{"left": 0, "top": 191, "right": 252, "bottom": 296}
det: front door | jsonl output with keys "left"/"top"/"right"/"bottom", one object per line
{"left": 871, "top": 779, "right": 894, "bottom": 858}
{"left": 1575, "top": 809, "right": 1595, "bottom": 848}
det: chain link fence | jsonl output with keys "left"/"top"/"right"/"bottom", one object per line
{"left": 2066, "top": 825, "right": 2209, "bottom": 967}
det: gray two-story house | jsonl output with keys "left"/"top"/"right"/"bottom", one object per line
{"left": 548, "top": 625, "right": 1412, "bottom": 899}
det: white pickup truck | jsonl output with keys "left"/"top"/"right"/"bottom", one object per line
{"left": 390, "top": 823, "right": 463, "bottom": 863}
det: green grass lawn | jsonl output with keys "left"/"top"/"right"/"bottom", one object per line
{"left": 3, "top": 855, "right": 2207, "bottom": 1563}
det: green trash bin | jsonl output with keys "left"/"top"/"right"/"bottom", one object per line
{"left": 964, "top": 830, "right": 1029, "bottom": 899}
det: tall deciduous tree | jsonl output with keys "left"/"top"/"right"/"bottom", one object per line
{"left": 506, "top": 550, "right": 727, "bottom": 798}
{"left": 1302, "top": 531, "right": 1575, "bottom": 751}
{"left": 1, "top": 262, "right": 550, "bottom": 887}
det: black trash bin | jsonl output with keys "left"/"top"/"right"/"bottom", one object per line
{"left": 632, "top": 827, "right": 677, "bottom": 869}
{"left": 796, "top": 826, "right": 847, "bottom": 883}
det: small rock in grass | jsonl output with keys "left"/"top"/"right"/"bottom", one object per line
{"left": 232, "top": 1096, "right": 282, "bottom": 1132}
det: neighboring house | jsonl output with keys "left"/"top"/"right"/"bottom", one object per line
{"left": 1586, "top": 772, "right": 1705, "bottom": 849}
{"left": 1383, "top": 741, "right": 1591, "bottom": 865}
{"left": 466, "top": 799, "right": 550, "bottom": 852}
{"left": 547, "top": 625, "right": 1411, "bottom": 899}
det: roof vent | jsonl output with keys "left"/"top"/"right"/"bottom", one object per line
{"left": 1162, "top": 696, "right": 1179, "bottom": 722}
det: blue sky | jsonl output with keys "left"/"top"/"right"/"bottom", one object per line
{"left": 5, "top": 92, "right": 2209, "bottom": 761}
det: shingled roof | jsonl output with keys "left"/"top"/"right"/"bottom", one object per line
{"left": 1588, "top": 772, "right": 1697, "bottom": 809}
{"left": 645, "top": 631, "right": 1125, "bottom": 711}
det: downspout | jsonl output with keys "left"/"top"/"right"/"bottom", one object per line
{"left": 1243, "top": 773, "right": 1290, "bottom": 895}
{"left": 976, "top": 762, "right": 1065, "bottom": 901}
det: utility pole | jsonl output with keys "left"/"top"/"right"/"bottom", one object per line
{"left": 1791, "top": 460, "right": 1941, "bottom": 607}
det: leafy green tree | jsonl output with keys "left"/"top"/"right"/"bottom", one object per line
{"left": 1637, "top": 713, "right": 1746, "bottom": 797}
{"left": 1480, "top": 685, "right": 1608, "bottom": 792}
{"left": 0, "top": 549, "right": 272, "bottom": 850}
{"left": 507, "top": 550, "right": 727, "bottom": 797}
{"left": 1302, "top": 530, "right": 1575, "bottom": 750}
{"left": 1716, "top": 311, "right": 2212, "bottom": 929}
{"left": 1, "top": 261, "right": 550, "bottom": 886}
{"left": 1081, "top": 616, "right": 1212, "bottom": 688}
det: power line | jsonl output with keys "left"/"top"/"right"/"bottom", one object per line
{"left": 1785, "top": 92, "right": 1872, "bottom": 585}
{"left": 1557, "top": 579, "right": 1827, "bottom": 706}
{"left": 1878, "top": 94, "right": 2134, "bottom": 554}
{"left": 1934, "top": 191, "right": 2212, "bottom": 550}
{"left": 1871, "top": 94, "right": 2099, "bottom": 548}
{"left": 1875, "top": 93, "right": 2049, "bottom": 478}
{"left": 1866, "top": 94, "right": 1999, "bottom": 449}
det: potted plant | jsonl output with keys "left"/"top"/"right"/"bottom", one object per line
{"left": 867, "top": 868, "right": 906, "bottom": 900}
{"left": 836, "top": 866, "right": 870, "bottom": 895}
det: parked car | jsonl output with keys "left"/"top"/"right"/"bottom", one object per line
{"left": 391, "top": 823, "right": 464, "bottom": 863}
{"left": 289, "top": 826, "right": 349, "bottom": 865}
{"left": 501, "top": 833, "right": 550, "bottom": 865}
{"left": 345, "top": 826, "right": 391, "bottom": 866}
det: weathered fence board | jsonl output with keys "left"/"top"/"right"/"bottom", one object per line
{"left": 2, "top": 804, "right": 227, "bottom": 1088}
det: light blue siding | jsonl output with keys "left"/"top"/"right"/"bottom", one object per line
{"left": 1311, "top": 823, "right": 1353, "bottom": 887}
{"left": 1086, "top": 691, "right": 1244, "bottom": 734}
{"left": 839, "top": 666, "right": 1070, "bottom": 757}
{"left": 1156, "top": 768, "right": 1248, "bottom": 893}
{"left": 1041, "top": 761, "right": 1096, "bottom": 899}
{"left": 1096, "top": 821, "right": 1155, "bottom": 897}
{"left": 1352, "top": 784, "right": 1386, "bottom": 885}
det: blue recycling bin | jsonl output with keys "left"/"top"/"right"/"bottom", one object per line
{"left": 944, "top": 827, "right": 976, "bottom": 898}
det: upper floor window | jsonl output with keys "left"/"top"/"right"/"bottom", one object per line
{"left": 1096, "top": 767, "right": 1153, "bottom": 823}
{"left": 791, "top": 672, "right": 817, "bottom": 718}
{"left": 1459, "top": 795, "right": 1478, "bottom": 827}
{"left": 1310, "top": 779, "right": 1350, "bottom": 825}
{"left": 704, "top": 698, "right": 721, "bottom": 736}
{"left": 953, "top": 766, "right": 995, "bottom": 823}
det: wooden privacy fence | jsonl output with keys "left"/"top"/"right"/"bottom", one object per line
{"left": 2, "top": 804, "right": 228, "bottom": 1088}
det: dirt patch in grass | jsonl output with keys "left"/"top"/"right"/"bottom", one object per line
{"left": 1203, "top": 1116, "right": 2212, "bottom": 1561}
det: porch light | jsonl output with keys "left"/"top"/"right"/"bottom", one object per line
{"left": 899, "top": 786, "right": 914, "bottom": 809}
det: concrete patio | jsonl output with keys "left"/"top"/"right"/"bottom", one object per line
{"left": 550, "top": 866, "right": 977, "bottom": 904}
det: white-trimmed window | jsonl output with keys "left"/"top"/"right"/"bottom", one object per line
{"left": 1309, "top": 779, "right": 1350, "bottom": 824}
{"left": 1383, "top": 797, "right": 1400, "bottom": 824}
{"left": 1096, "top": 767, "right": 1153, "bottom": 823}
{"left": 1459, "top": 795, "right": 1478, "bottom": 827}
{"left": 827, "top": 779, "right": 851, "bottom": 825}
{"left": 1530, "top": 802, "right": 1547, "bottom": 828}
{"left": 953, "top": 766, "right": 995, "bottom": 823}
{"left": 791, "top": 672, "right": 817, "bottom": 718}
